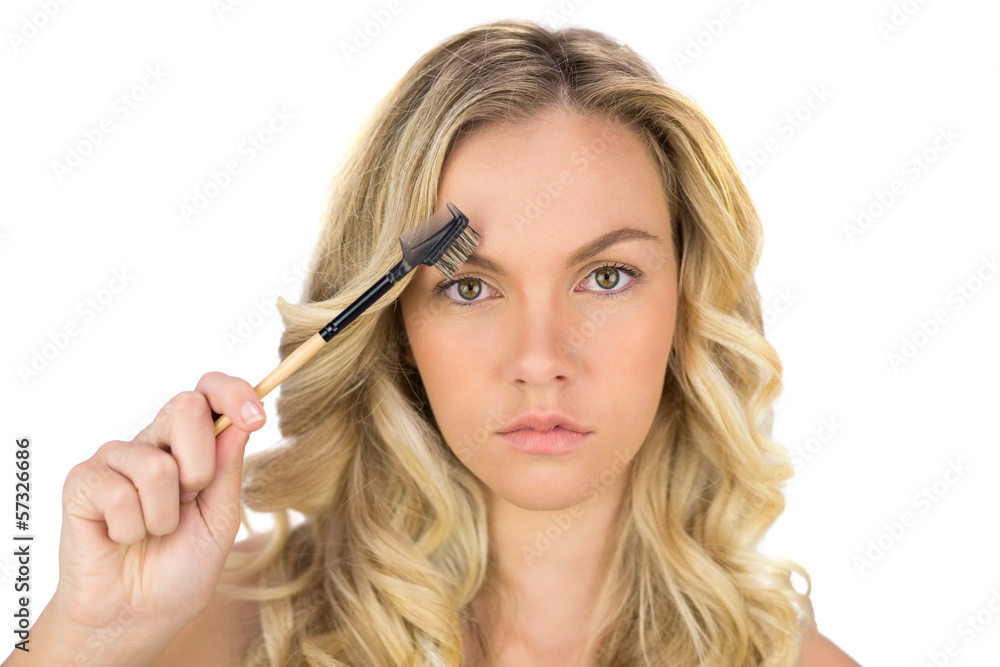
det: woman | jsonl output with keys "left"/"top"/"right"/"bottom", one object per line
{"left": 9, "top": 20, "right": 860, "bottom": 666}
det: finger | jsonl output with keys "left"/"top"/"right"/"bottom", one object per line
{"left": 192, "top": 421, "right": 250, "bottom": 544}
{"left": 135, "top": 390, "right": 216, "bottom": 499}
{"left": 65, "top": 460, "right": 147, "bottom": 545}
{"left": 190, "top": 373, "right": 260, "bottom": 540}
{"left": 105, "top": 441, "right": 180, "bottom": 536}
{"left": 192, "top": 372, "right": 265, "bottom": 508}
{"left": 194, "top": 371, "right": 267, "bottom": 435}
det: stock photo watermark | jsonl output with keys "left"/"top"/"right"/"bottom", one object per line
{"left": 917, "top": 587, "right": 1000, "bottom": 667}
{"left": 225, "top": 297, "right": 283, "bottom": 352}
{"left": 453, "top": 406, "right": 516, "bottom": 462}
{"left": 118, "top": 396, "right": 170, "bottom": 442}
{"left": 886, "top": 254, "right": 997, "bottom": 372}
{"left": 213, "top": 0, "right": 248, "bottom": 20}
{"left": 738, "top": 84, "right": 833, "bottom": 179}
{"left": 12, "top": 437, "right": 32, "bottom": 652}
{"left": 178, "top": 106, "right": 295, "bottom": 223}
{"left": 853, "top": 458, "right": 969, "bottom": 575}
{"left": 876, "top": 0, "right": 933, "bottom": 40}
{"left": 68, "top": 603, "right": 139, "bottom": 665}
{"left": 51, "top": 65, "right": 168, "bottom": 183}
{"left": 522, "top": 449, "right": 632, "bottom": 565}
{"left": 761, "top": 287, "right": 798, "bottom": 329}
{"left": 789, "top": 416, "right": 844, "bottom": 473}
{"left": 16, "top": 268, "right": 135, "bottom": 385}
{"left": 539, "top": 0, "right": 589, "bottom": 29}
{"left": 843, "top": 125, "right": 959, "bottom": 244}
{"left": 7, "top": 0, "right": 72, "bottom": 53}
{"left": 556, "top": 299, "right": 624, "bottom": 355}
{"left": 339, "top": 0, "right": 405, "bottom": 63}
{"left": 223, "top": 257, "right": 309, "bottom": 351}
{"left": 671, "top": 0, "right": 754, "bottom": 73}
{"left": 511, "top": 124, "right": 615, "bottom": 235}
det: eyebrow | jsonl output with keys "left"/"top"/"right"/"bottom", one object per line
{"left": 460, "top": 227, "right": 662, "bottom": 277}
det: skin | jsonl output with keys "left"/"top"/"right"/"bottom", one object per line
{"left": 399, "top": 110, "right": 678, "bottom": 663}
{"left": 2, "top": 372, "right": 268, "bottom": 667}
{"left": 4, "top": 110, "right": 860, "bottom": 667}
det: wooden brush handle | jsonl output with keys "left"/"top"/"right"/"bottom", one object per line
{"left": 213, "top": 331, "right": 327, "bottom": 436}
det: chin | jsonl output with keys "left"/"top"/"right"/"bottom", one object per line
{"left": 492, "top": 484, "right": 588, "bottom": 513}
{"left": 472, "top": 448, "right": 632, "bottom": 514}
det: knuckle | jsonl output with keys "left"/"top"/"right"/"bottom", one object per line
{"left": 96, "top": 439, "right": 127, "bottom": 459}
{"left": 197, "top": 371, "right": 254, "bottom": 402}
{"left": 64, "top": 460, "right": 91, "bottom": 485}
{"left": 140, "top": 450, "right": 179, "bottom": 486}
{"left": 105, "top": 446, "right": 128, "bottom": 467}
{"left": 166, "top": 391, "right": 210, "bottom": 418}
{"left": 195, "top": 371, "right": 228, "bottom": 392}
{"left": 63, "top": 455, "right": 113, "bottom": 497}
{"left": 104, "top": 481, "right": 136, "bottom": 514}
{"left": 230, "top": 376, "right": 255, "bottom": 396}
{"left": 63, "top": 462, "right": 97, "bottom": 504}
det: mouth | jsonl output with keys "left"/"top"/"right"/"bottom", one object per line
{"left": 498, "top": 424, "right": 591, "bottom": 455}
{"left": 499, "top": 413, "right": 589, "bottom": 435}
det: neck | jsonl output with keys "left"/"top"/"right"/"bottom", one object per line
{"left": 472, "top": 472, "right": 629, "bottom": 663}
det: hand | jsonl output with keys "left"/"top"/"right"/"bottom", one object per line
{"left": 49, "top": 372, "right": 266, "bottom": 664}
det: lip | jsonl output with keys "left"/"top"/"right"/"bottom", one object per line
{"left": 499, "top": 413, "right": 592, "bottom": 455}
{"left": 500, "top": 413, "right": 589, "bottom": 434}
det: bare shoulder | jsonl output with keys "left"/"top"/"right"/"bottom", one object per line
{"left": 151, "top": 533, "right": 270, "bottom": 666}
{"left": 798, "top": 626, "right": 863, "bottom": 667}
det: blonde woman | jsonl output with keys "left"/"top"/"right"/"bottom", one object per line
{"left": 8, "top": 20, "right": 861, "bottom": 667}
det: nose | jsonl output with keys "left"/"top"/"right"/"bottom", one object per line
{"left": 502, "top": 293, "right": 581, "bottom": 389}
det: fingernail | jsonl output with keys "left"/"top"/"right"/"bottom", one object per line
{"left": 180, "top": 491, "right": 199, "bottom": 504}
{"left": 241, "top": 401, "right": 265, "bottom": 424}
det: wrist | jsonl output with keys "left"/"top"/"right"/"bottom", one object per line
{"left": 4, "top": 594, "right": 174, "bottom": 667}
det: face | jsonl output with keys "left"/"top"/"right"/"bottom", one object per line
{"left": 398, "top": 109, "right": 678, "bottom": 512}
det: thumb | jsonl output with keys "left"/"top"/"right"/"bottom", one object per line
{"left": 194, "top": 424, "right": 251, "bottom": 543}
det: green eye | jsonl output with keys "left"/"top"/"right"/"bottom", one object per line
{"left": 594, "top": 267, "right": 619, "bottom": 289}
{"left": 457, "top": 278, "right": 482, "bottom": 300}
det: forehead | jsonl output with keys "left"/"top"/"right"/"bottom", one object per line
{"left": 436, "top": 110, "right": 671, "bottom": 258}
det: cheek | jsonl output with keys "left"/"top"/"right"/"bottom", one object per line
{"left": 404, "top": 309, "right": 502, "bottom": 448}
{"left": 591, "top": 300, "right": 675, "bottom": 436}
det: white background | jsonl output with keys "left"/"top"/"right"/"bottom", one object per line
{"left": 2, "top": 1, "right": 998, "bottom": 665}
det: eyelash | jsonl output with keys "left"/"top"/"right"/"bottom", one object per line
{"left": 432, "top": 262, "right": 643, "bottom": 308}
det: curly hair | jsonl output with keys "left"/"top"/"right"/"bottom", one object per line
{"left": 222, "top": 18, "right": 815, "bottom": 666}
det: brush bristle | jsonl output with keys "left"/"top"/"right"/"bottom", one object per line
{"left": 434, "top": 226, "right": 481, "bottom": 279}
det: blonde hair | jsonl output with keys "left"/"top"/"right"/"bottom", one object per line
{"left": 224, "top": 18, "right": 814, "bottom": 666}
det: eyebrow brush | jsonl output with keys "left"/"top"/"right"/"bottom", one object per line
{"left": 213, "top": 202, "right": 479, "bottom": 435}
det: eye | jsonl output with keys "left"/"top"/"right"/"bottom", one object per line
{"left": 579, "top": 264, "right": 639, "bottom": 295}
{"left": 595, "top": 267, "right": 619, "bottom": 289}
{"left": 434, "top": 263, "right": 640, "bottom": 307}
{"left": 454, "top": 277, "right": 482, "bottom": 300}
{"left": 434, "top": 275, "right": 496, "bottom": 305}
